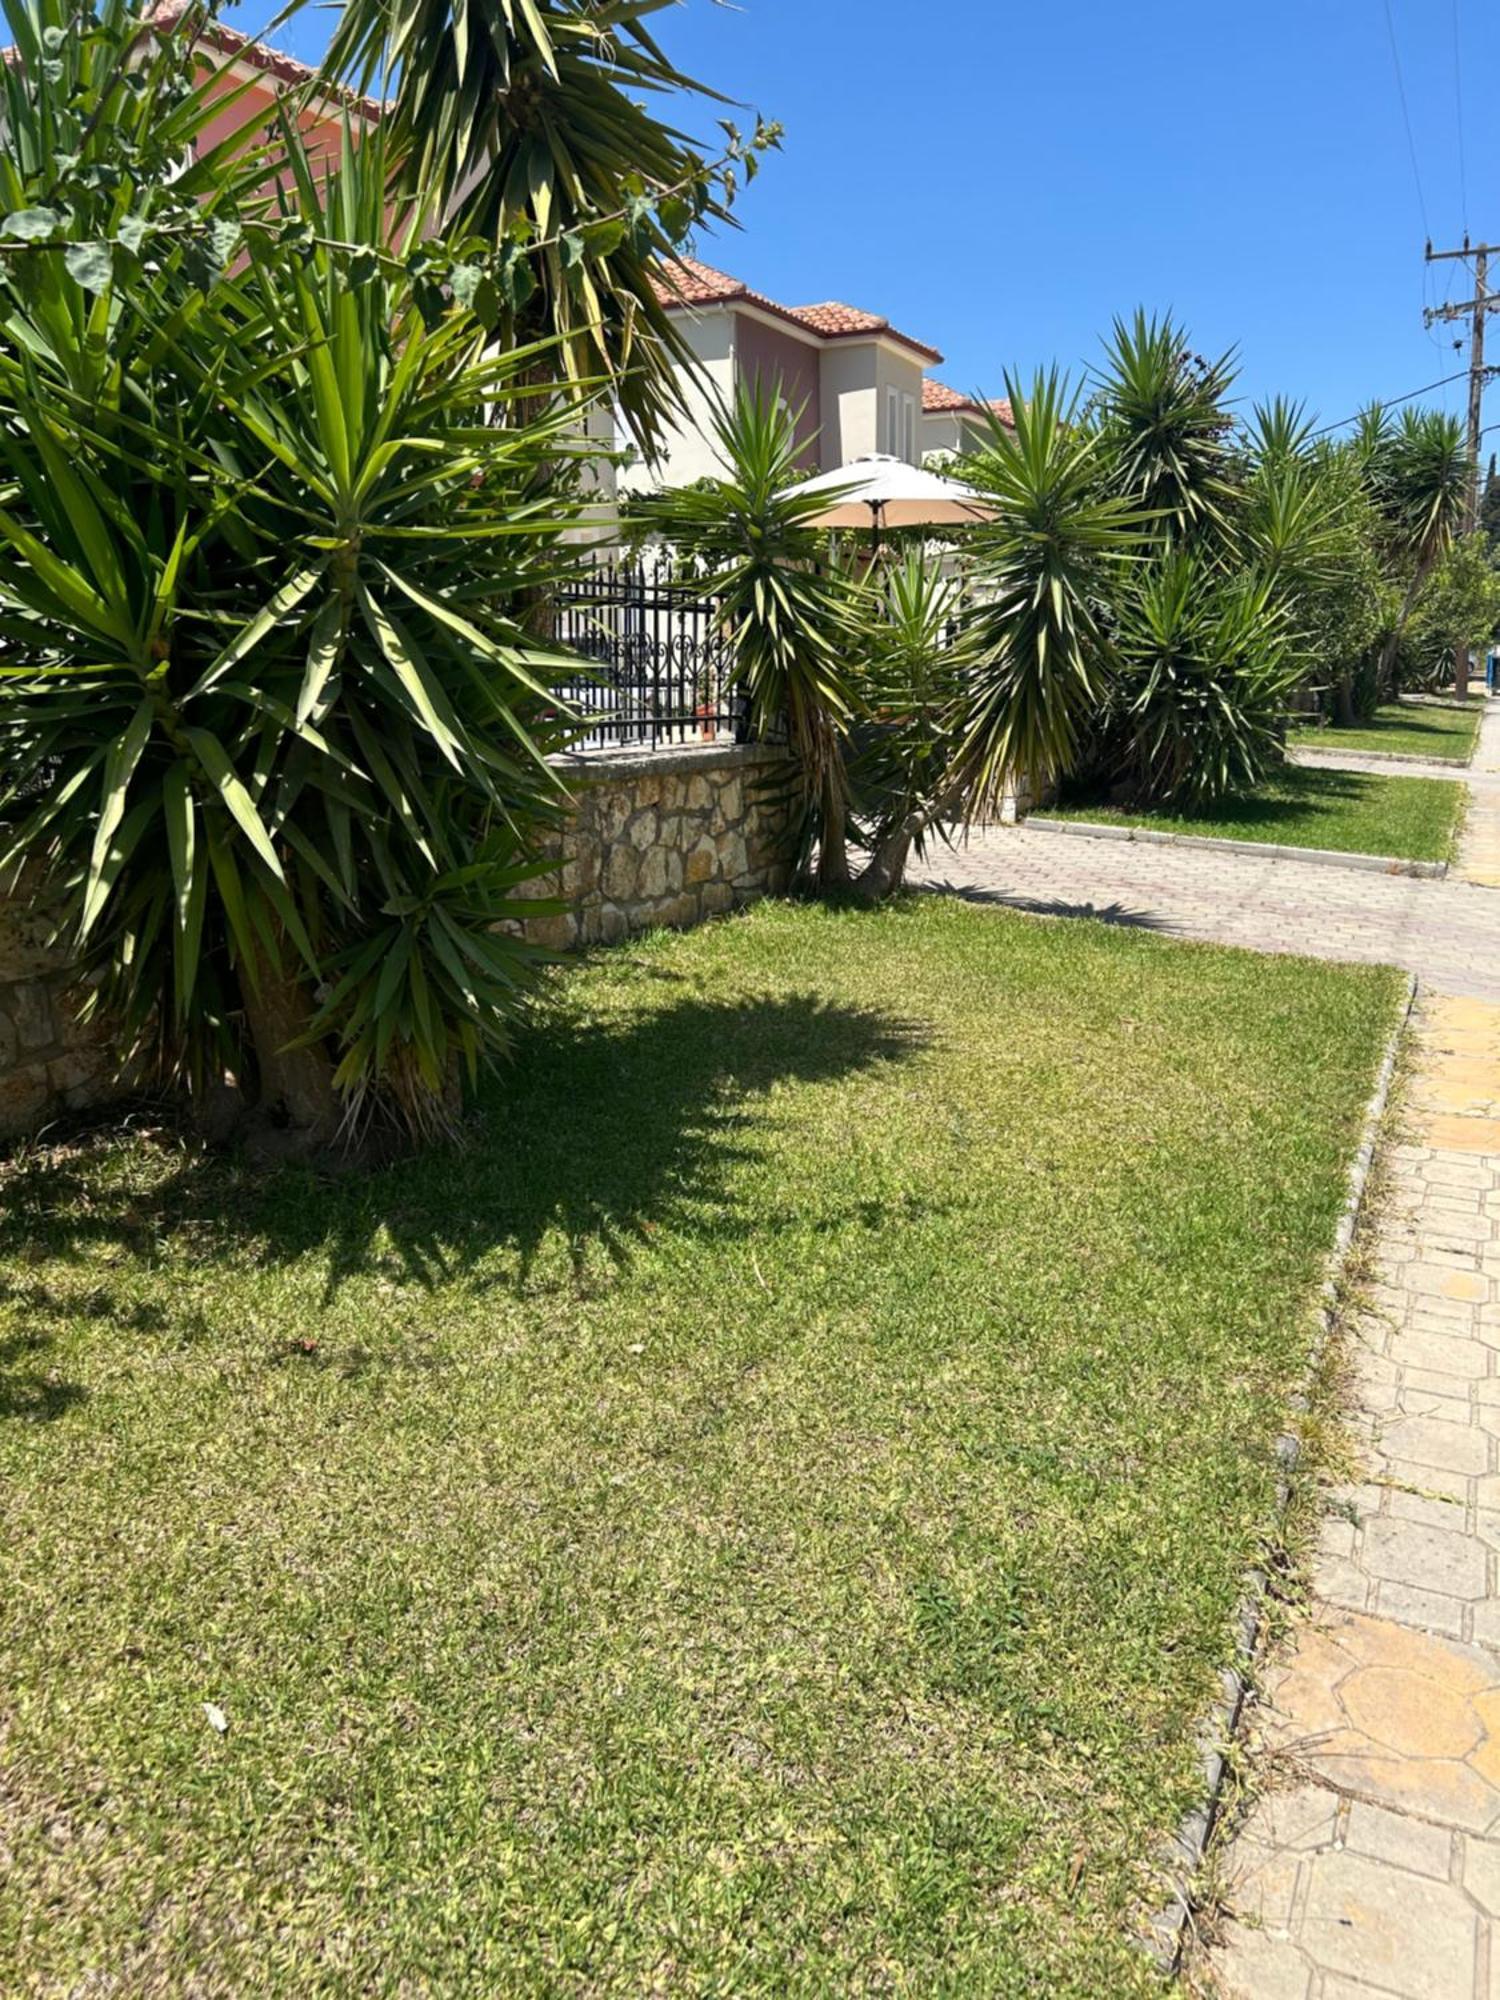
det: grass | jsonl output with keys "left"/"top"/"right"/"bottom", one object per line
{"left": 0, "top": 898, "right": 1401, "bottom": 1995}
{"left": 1288, "top": 696, "right": 1483, "bottom": 764}
{"left": 1035, "top": 763, "right": 1466, "bottom": 864}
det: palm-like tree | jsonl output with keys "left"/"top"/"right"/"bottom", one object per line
{"left": 1367, "top": 409, "right": 1471, "bottom": 698}
{"left": 0, "top": 11, "right": 591, "bottom": 1149}
{"left": 957, "top": 373, "right": 1149, "bottom": 815}
{"left": 633, "top": 390, "right": 860, "bottom": 888}
{"left": 1093, "top": 311, "right": 1238, "bottom": 545}
{"left": 322, "top": 0, "right": 747, "bottom": 457}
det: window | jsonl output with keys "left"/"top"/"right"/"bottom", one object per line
{"left": 903, "top": 393, "right": 916, "bottom": 464}
{"left": 886, "top": 386, "right": 900, "bottom": 454}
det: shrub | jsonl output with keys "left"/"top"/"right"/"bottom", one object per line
{"left": 0, "top": 3, "right": 592, "bottom": 1150}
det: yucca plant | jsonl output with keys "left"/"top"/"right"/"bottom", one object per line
{"left": 1109, "top": 553, "right": 1301, "bottom": 807}
{"left": 1094, "top": 311, "right": 1237, "bottom": 545}
{"left": 634, "top": 388, "right": 861, "bottom": 888}
{"left": 321, "top": 0, "right": 776, "bottom": 457}
{"left": 1366, "top": 407, "right": 1471, "bottom": 698}
{"left": 843, "top": 552, "right": 974, "bottom": 897}
{"left": 956, "top": 373, "right": 1147, "bottom": 814}
{"left": 0, "top": 0, "right": 592, "bottom": 1151}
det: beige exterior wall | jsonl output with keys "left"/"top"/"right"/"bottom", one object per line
{"left": 819, "top": 339, "right": 926, "bottom": 468}
{"left": 872, "top": 343, "right": 926, "bottom": 465}
{"left": 617, "top": 313, "right": 737, "bottom": 495}
{"left": 922, "top": 410, "right": 966, "bottom": 461}
{"left": 818, "top": 341, "right": 881, "bottom": 465}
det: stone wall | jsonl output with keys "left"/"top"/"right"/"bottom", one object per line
{"left": 0, "top": 880, "right": 122, "bottom": 1141}
{"left": 0, "top": 743, "right": 796, "bottom": 1140}
{"left": 519, "top": 741, "right": 795, "bottom": 951}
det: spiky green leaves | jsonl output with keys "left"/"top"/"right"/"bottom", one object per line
{"left": 957, "top": 372, "right": 1147, "bottom": 811}
{"left": 0, "top": 5, "right": 591, "bottom": 1138}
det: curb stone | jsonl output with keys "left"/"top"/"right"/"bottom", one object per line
{"left": 1026, "top": 814, "right": 1449, "bottom": 879}
{"left": 1287, "top": 743, "right": 1472, "bottom": 772}
{"left": 1142, "top": 969, "right": 1419, "bottom": 1975}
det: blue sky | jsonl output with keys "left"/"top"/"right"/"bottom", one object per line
{"left": 261, "top": 0, "right": 1499, "bottom": 437}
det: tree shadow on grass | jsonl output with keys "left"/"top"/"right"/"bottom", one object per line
{"left": 0, "top": 1329, "right": 87, "bottom": 1422}
{"left": 0, "top": 988, "right": 930, "bottom": 1308}
{"left": 1054, "top": 765, "right": 1385, "bottom": 836}
{"left": 924, "top": 882, "right": 1171, "bottom": 931}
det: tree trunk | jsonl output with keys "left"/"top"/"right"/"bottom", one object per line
{"left": 850, "top": 783, "right": 966, "bottom": 903}
{"left": 1455, "top": 645, "right": 1472, "bottom": 701}
{"left": 239, "top": 949, "right": 341, "bottom": 1147}
{"left": 816, "top": 811, "right": 851, "bottom": 889}
{"left": 1333, "top": 667, "right": 1357, "bottom": 728}
{"left": 1376, "top": 555, "right": 1438, "bottom": 706}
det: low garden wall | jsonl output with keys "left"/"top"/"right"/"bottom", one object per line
{"left": 0, "top": 877, "right": 123, "bottom": 1141}
{"left": 0, "top": 741, "right": 796, "bottom": 1141}
{"left": 519, "top": 741, "right": 795, "bottom": 950}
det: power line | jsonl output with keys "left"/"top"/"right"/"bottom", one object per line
{"left": 1307, "top": 368, "right": 1474, "bottom": 440}
{"left": 1452, "top": 0, "right": 1469, "bottom": 234}
{"left": 1383, "top": 0, "right": 1431, "bottom": 240}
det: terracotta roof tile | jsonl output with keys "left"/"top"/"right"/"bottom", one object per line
{"left": 923, "top": 378, "right": 975, "bottom": 414}
{"left": 922, "top": 379, "right": 1015, "bottom": 427}
{"left": 650, "top": 255, "right": 749, "bottom": 308}
{"left": 652, "top": 255, "right": 941, "bottom": 363}
{"left": 787, "top": 299, "right": 941, "bottom": 363}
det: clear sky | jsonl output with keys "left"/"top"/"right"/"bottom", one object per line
{"left": 256, "top": 0, "right": 1500, "bottom": 438}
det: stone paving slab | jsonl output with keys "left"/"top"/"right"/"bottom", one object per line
{"left": 1205, "top": 695, "right": 1500, "bottom": 1998}
{"left": 908, "top": 835, "right": 1500, "bottom": 1003}
{"left": 1209, "top": 991, "right": 1500, "bottom": 1995}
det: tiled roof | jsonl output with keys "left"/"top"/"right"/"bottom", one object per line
{"left": 923, "top": 380, "right": 1016, "bottom": 427}
{"left": 652, "top": 255, "right": 942, "bottom": 363}
{"left": 146, "top": 3, "right": 386, "bottom": 122}
{"left": 790, "top": 302, "right": 886, "bottom": 339}
{"left": 923, "top": 379, "right": 976, "bottom": 414}
{"left": 651, "top": 255, "right": 752, "bottom": 308}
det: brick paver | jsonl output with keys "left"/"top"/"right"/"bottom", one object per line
{"left": 912, "top": 702, "right": 1500, "bottom": 1996}
{"left": 907, "top": 823, "right": 1500, "bottom": 1008}
{"left": 1209, "top": 990, "right": 1500, "bottom": 2000}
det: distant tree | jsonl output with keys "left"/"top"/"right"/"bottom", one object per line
{"left": 1480, "top": 453, "right": 1500, "bottom": 555}
{"left": 1364, "top": 409, "right": 1471, "bottom": 699}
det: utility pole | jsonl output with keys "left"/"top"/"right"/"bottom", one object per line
{"left": 1424, "top": 236, "right": 1500, "bottom": 696}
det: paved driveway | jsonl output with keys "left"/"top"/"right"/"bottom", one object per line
{"left": 907, "top": 826, "right": 1500, "bottom": 1002}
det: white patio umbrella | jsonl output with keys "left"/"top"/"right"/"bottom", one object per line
{"left": 780, "top": 453, "right": 995, "bottom": 538}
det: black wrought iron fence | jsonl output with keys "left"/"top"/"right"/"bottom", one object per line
{"left": 551, "top": 556, "right": 747, "bottom": 752}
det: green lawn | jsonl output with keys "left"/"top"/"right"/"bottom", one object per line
{"left": 0, "top": 899, "right": 1400, "bottom": 1995}
{"left": 1289, "top": 697, "right": 1483, "bottom": 764}
{"left": 1036, "top": 763, "right": 1466, "bottom": 863}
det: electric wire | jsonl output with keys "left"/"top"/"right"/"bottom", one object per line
{"left": 1307, "top": 368, "right": 1474, "bottom": 440}
{"left": 1383, "top": 0, "right": 1432, "bottom": 241}
{"left": 1453, "top": 0, "right": 1469, "bottom": 235}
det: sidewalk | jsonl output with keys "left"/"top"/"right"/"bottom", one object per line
{"left": 1208, "top": 703, "right": 1500, "bottom": 2000}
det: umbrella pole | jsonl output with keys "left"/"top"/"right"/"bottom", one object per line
{"left": 869, "top": 500, "right": 882, "bottom": 564}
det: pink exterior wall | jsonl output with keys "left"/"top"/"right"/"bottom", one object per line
{"left": 193, "top": 52, "right": 355, "bottom": 175}
{"left": 733, "top": 313, "right": 821, "bottom": 471}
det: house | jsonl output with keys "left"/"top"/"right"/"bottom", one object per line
{"left": 921, "top": 380, "right": 1015, "bottom": 463}
{"left": 148, "top": 6, "right": 382, "bottom": 157}
{"left": 616, "top": 256, "right": 944, "bottom": 494}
